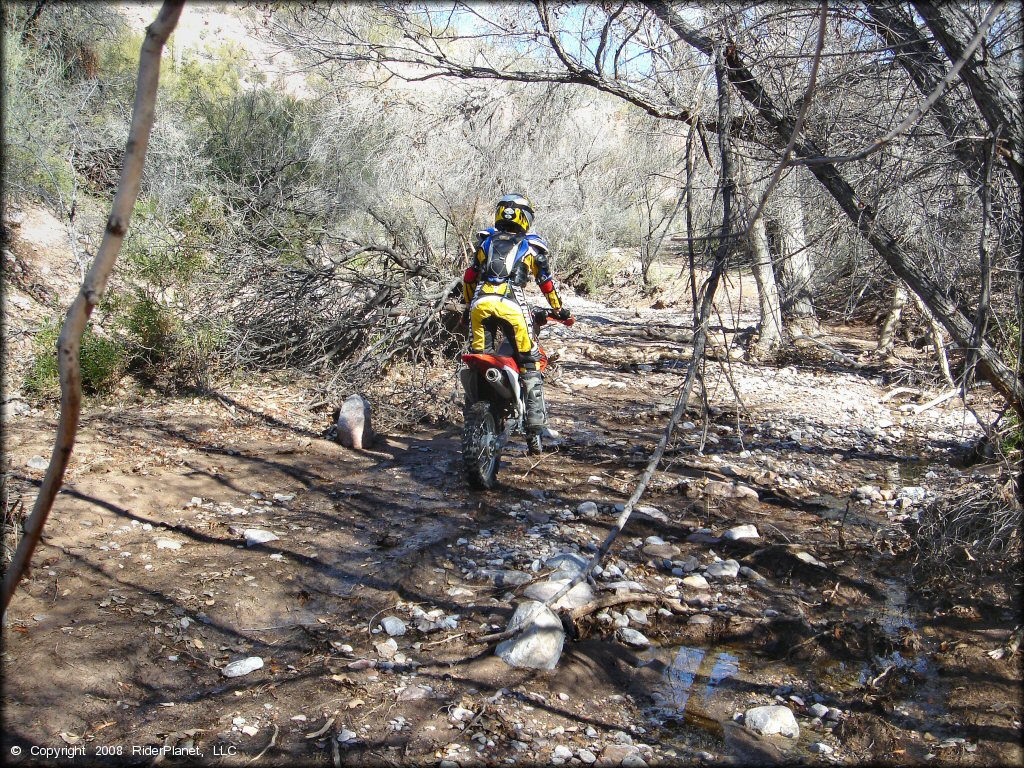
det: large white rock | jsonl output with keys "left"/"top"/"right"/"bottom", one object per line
{"left": 336, "top": 394, "right": 374, "bottom": 450}
{"left": 495, "top": 601, "right": 565, "bottom": 669}
{"left": 744, "top": 705, "right": 800, "bottom": 738}
{"left": 523, "top": 579, "right": 594, "bottom": 611}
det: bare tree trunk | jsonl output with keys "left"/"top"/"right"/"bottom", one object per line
{"left": 912, "top": 293, "right": 955, "bottom": 387}
{"left": 1, "top": 1, "right": 184, "bottom": 614}
{"left": 877, "top": 282, "right": 908, "bottom": 356}
{"left": 775, "top": 171, "right": 819, "bottom": 333}
{"left": 736, "top": 156, "right": 783, "bottom": 360}
{"left": 646, "top": 1, "right": 1024, "bottom": 420}
{"left": 863, "top": 1, "right": 987, "bottom": 183}
{"left": 911, "top": 1, "right": 1024, "bottom": 187}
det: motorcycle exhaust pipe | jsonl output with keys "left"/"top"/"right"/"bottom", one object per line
{"left": 484, "top": 367, "right": 514, "bottom": 400}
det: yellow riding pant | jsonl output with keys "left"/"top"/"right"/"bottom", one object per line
{"left": 469, "top": 295, "right": 538, "bottom": 359}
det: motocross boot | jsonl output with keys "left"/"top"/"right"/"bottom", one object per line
{"left": 459, "top": 366, "right": 479, "bottom": 411}
{"left": 522, "top": 371, "right": 548, "bottom": 434}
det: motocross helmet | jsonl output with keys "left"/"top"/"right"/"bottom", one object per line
{"left": 494, "top": 193, "right": 534, "bottom": 234}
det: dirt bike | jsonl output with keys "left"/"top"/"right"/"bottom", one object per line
{"left": 459, "top": 309, "right": 574, "bottom": 489}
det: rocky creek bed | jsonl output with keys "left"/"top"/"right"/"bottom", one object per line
{"left": 2, "top": 296, "right": 1021, "bottom": 767}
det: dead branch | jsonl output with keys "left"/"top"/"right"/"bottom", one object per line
{"left": 1, "top": 1, "right": 184, "bottom": 613}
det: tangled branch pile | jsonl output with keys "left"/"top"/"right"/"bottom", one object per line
{"left": 912, "top": 472, "right": 1022, "bottom": 592}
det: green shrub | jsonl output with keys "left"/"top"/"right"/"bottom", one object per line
{"left": 25, "top": 320, "right": 128, "bottom": 399}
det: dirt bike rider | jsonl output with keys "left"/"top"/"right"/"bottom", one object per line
{"left": 461, "top": 193, "right": 571, "bottom": 437}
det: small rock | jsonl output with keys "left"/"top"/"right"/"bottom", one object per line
{"left": 679, "top": 555, "right": 701, "bottom": 572}
{"left": 477, "top": 568, "right": 533, "bottom": 587}
{"left": 380, "top": 616, "right": 407, "bottom": 636}
{"left": 600, "top": 744, "right": 640, "bottom": 764}
{"left": 826, "top": 707, "right": 843, "bottom": 721}
{"left": 687, "top": 531, "right": 721, "bottom": 544}
{"left": 222, "top": 657, "right": 264, "bottom": 678}
{"left": 794, "top": 551, "right": 826, "bottom": 567}
{"left": 577, "top": 501, "right": 599, "bottom": 518}
{"left": 723, "top": 524, "right": 759, "bottom": 541}
{"left": 705, "top": 481, "right": 758, "bottom": 501}
{"left": 337, "top": 728, "right": 357, "bottom": 743}
{"left": 553, "top": 745, "right": 574, "bottom": 760}
{"left": 688, "top": 614, "right": 714, "bottom": 626}
{"left": 26, "top": 456, "right": 49, "bottom": 470}
{"left": 398, "top": 685, "right": 431, "bottom": 701}
{"left": 705, "top": 559, "right": 740, "bottom": 578}
{"left": 644, "top": 535, "right": 666, "bottom": 545}
{"left": 625, "top": 608, "right": 648, "bottom": 625}
{"left": 635, "top": 505, "right": 668, "bottom": 522}
{"left": 155, "top": 538, "right": 182, "bottom": 550}
{"left": 617, "top": 628, "right": 650, "bottom": 647}
{"left": 375, "top": 638, "right": 398, "bottom": 658}
{"left": 809, "top": 703, "right": 830, "bottom": 719}
{"left": 744, "top": 705, "right": 799, "bottom": 738}
{"left": 642, "top": 543, "right": 681, "bottom": 560}
{"left": 681, "top": 574, "right": 710, "bottom": 590}
{"left": 622, "top": 755, "right": 649, "bottom": 768}
{"left": 243, "top": 529, "right": 279, "bottom": 547}
{"left": 605, "top": 580, "right": 646, "bottom": 592}
{"left": 853, "top": 485, "right": 882, "bottom": 502}
{"left": 739, "top": 566, "right": 767, "bottom": 582}
{"left": 579, "top": 748, "right": 598, "bottom": 764}
{"left": 810, "top": 742, "right": 834, "bottom": 755}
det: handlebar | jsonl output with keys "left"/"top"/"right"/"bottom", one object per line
{"left": 532, "top": 309, "right": 575, "bottom": 328}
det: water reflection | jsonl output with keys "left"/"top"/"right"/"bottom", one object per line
{"left": 652, "top": 646, "right": 739, "bottom": 718}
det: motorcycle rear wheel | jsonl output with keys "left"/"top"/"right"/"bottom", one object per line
{"left": 463, "top": 401, "right": 501, "bottom": 489}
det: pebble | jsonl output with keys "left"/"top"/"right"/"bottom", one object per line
{"left": 617, "top": 628, "right": 651, "bottom": 647}
{"left": 222, "top": 657, "right": 264, "bottom": 678}
{"left": 809, "top": 703, "right": 830, "bottom": 719}
{"left": 681, "top": 574, "right": 710, "bottom": 589}
{"left": 26, "top": 456, "right": 49, "bottom": 470}
{"left": 723, "top": 524, "right": 759, "bottom": 541}
{"left": 553, "top": 745, "right": 573, "bottom": 760}
{"left": 577, "top": 501, "right": 599, "bottom": 518}
{"left": 243, "top": 529, "right": 280, "bottom": 547}
{"left": 705, "top": 559, "right": 740, "bottom": 578}
{"left": 578, "top": 748, "right": 597, "bottom": 764}
{"left": 375, "top": 638, "right": 399, "bottom": 658}
{"left": 810, "top": 742, "right": 834, "bottom": 755}
{"left": 380, "top": 616, "right": 407, "bottom": 636}
{"left": 625, "top": 608, "right": 648, "bottom": 625}
{"left": 337, "top": 729, "right": 357, "bottom": 743}
{"left": 155, "top": 538, "right": 182, "bottom": 550}
{"left": 688, "top": 614, "right": 714, "bottom": 626}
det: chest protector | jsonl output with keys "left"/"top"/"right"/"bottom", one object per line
{"left": 479, "top": 233, "right": 530, "bottom": 295}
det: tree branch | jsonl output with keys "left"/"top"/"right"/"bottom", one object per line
{"left": 2, "top": 1, "right": 184, "bottom": 613}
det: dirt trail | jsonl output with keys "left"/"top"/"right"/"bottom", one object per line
{"left": 2, "top": 291, "right": 1021, "bottom": 767}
